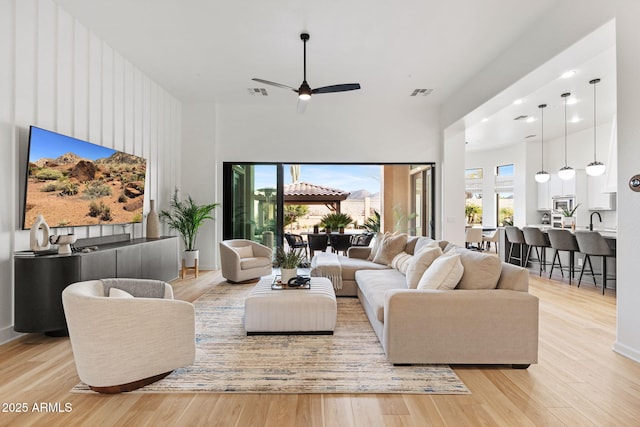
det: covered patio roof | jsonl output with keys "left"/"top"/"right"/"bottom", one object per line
{"left": 284, "top": 182, "right": 350, "bottom": 212}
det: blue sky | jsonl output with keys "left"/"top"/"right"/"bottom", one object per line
{"left": 254, "top": 164, "right": 381, "bottom": 193}
{"left": 29, "top": 126, "right": 117, "bottom": 161}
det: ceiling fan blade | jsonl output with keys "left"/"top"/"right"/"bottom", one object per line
{"left": 296, "top": 98, "right": 308, "bottom": 114}
{"left": 312, "top": 83, "right": 361, "bottom": 94}
{"left": 252, "top": 78, "right": 298, "bottom": 92}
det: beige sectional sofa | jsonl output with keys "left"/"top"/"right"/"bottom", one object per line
{"left": 310, "top": 235, "right": 539, "bottom": 367}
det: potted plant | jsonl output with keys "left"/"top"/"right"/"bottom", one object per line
{"left": 159, "top": 189, "right": 219, "bottom": 268}
{"left": 560, "top": 203, "right": 581, "bottom": 229}
{"left": 320, "top": 212, "right": 353, "bottom": 233}
{"left": 274, "top": 246, "right": 306, "bottom": 284}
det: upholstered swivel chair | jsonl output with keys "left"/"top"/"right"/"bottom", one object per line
{"left": 505, "top": 226, "right": 526, "bottom": 266}
{"left": 465, "top": 227, "right": 484, "bottom": 251}
{"left": 62, "top": 278, "right": 195, "bottom": 393}
{"left": 330, "top": 234, "right": 352, "bottom": 256}
{"left": 547, "top": 228, "right": 580, "bottom": 284}
{"left": 523, "top": 227, "right": 551, "bottom": 276}
{"left": 219, "top": 239, "right": 273, "bottom": 283}
{"left": 307, "top": 234, "right": 329, "bottom": 258}
{"left": 574, "top": 231, "right": 616, "bottom": 294}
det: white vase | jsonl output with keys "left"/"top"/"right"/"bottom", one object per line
{"left": 562, "top": 216, "right": 575, "bottom": 228}
{"left": 281, "top": 268, "right": 298, "bottom": 285}
{"left": 183, "top": 249, "right": 199, "bottom": 268}
{"left": 30, "top": 214, "right": 51, "bottom": 252}
{"left": 146, "top": 200, "right": 160, "bottom": 238}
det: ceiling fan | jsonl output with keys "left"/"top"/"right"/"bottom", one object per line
{"left": 252, "top": 33, "right": 361, "bottom": 112}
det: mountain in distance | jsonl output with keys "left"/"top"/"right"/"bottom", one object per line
{"left": 33, "top": 152, "right": 87, "bottom": 168}
{"left": 347, "top": 189, "right": 380, "bottom": 200}
{"left": 96, "top": 151, "right": 146, "bottom": 165}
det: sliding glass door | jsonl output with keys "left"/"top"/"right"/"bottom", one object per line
{"left": 222, "top": 163, "right": 282, "bottom": 249}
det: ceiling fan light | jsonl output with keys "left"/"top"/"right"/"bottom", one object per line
{"left": 298, "top": 93, "right": 311, "bottom": 101}
{"left": 558, "top": 166, "right": 575, "bottom": 180}
{"left": 586, "top": 161, "right": 606, "bottom": 176}
{"left": 298, "top": 81, "right": 312, "bottom": 100}
{"left": 535, "top": 171, "right": 550, "bottom": 183}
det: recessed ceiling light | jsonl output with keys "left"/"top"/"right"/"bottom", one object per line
{"left": 526, "top": 117, "right": 536, "bottom": 123}
{"left": 513, "top": 99, "right": 524, "bottom": 105}
{"left": 481, "top": 117, "right": 489, "bottom": 123}
{"left": 570, "top": 116, "right": 582, "bottom": 123}
{"left": 567, "top": 97, "right": 578, "bottom": 105}
{"left": 561, "top": 70, "right": 576, "bottom": 79}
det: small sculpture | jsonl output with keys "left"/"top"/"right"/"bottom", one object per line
{"left": 29, "top": 215, "right": 51, "bottom": 252}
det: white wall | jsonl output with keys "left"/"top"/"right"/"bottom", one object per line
{"left": 188, "top": 102, "right": 442, "bottom": 267}
{"left": 0, "top": 0, "right": 181, "bottom": 343}
{"left": 443, "top": 0, "right": 640, "bottom": 362}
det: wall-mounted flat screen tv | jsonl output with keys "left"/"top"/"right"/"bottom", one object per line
{"left": 22, "top": 126, "right": 147, "bottom": 229}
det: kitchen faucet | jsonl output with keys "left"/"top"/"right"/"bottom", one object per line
{"left": 589, "top": 211, "right": 602, "bottom": 231}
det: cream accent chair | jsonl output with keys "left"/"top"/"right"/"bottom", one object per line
{"left": 62, "top": 278, "right": 196, "bottom": 393}
{"left": 220, "top": 239, "right": 273, "bottom": 283}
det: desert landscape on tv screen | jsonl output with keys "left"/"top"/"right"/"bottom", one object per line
{"left": 24, "top": 127, "right": 147, "bottom": 229}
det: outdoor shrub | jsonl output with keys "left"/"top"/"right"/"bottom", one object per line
{"left": 82, "top": 181, "right": 112, "bottom": 199}
{"left": 41, "top": 183, "right": 57, "bottom": 192}
{"left": 34, "top": 168, "right": 63, "bottom": 181}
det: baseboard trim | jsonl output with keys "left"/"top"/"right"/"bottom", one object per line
{"left": 0, "top": 324, "right": 22, "bottom": 345}
{"left": 613, "top": 341, "right": 640, "bottom": 363}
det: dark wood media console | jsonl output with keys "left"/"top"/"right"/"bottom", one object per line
{"left": 14, "top": 234, "right": 179, "bottom": 336}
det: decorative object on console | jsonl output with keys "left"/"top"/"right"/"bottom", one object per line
{"left": 558, "top": 92, "right": 575, "bottom": 180}
{"left": 159, "top": 189, "right": 219, "bottom": 276}
{"left": 146, "top": 199, "right": 161, "bottom": 238}
{"left": 49, "top": 233, "right": 77, "bottom": 255}
{"left": 534, "top": 103, "right": 550, "bottom": 183}
{"left": 586, "top": 78, "right": 606, "bottom": 176}
{"left": 29, "top": 214, "right": 51, "bottom": 251}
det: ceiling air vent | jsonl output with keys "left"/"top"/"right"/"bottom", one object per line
{"left": 410, "top": 89, "right": 433, "bottom": 97}
{"left": 247, "top": 88, "right": 268, "bottom": 96}
{"left": 513, "top": 115, "right": 528, "bottom": 121}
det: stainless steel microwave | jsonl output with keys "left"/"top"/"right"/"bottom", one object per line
{"left": 552, "top": 196, "right": 575, "bottom": 213}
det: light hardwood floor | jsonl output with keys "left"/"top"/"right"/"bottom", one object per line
{"left": 1, "top": 268, "right": 639, "bottom": 427}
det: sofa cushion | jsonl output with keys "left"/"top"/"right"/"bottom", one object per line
{"left": 404, "top": 236, "right": 420, "bottom": 255}
{"left": 414, "top": 237, "right": 449, "bottom": 254}
{"left": 405, "top": 246, "right": 443, "bottom": 289}
{"left": 339, "top": 256, "right": 390, "bottom": 281}
{"left": 367, "top": 232, "right": 386, "bottom": 261}
{"left": 373, "top": 233, "right": 408, "bottom": 266}
{"left": 391, "top": 252, "right": 412, "bottom": 274}
{"left": 456, "top": 248, "right": 502, "bottom": 290}
{"left": 417, "top": 251, "right": 464, "bottom": 290}
{"left": 233, "top": 245, "right": 254, "bottom": 258}
{"left": 109, "top": 287, "right": 134, "bottom": 298}
{"left": 356, "top": 269, "right": 407, "bottom": 322}
{"left": 240, "top": 256, "right": 270, "bottom": 270}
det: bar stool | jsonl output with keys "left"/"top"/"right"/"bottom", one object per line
{"left": 505, "top": 226, "right": 526, "bottom": 266}
{"left": 546, "top": 229, "right": 580, "bottom": 284}
{"left": 574, "top": 231, "right": 616, "bottom": 294}
{"left": 522, "top": 227, "right": 550, "bottom": 276}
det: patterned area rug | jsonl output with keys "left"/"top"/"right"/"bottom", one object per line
{"left": 73, "top": 282, "right": 469, "bottom": 394}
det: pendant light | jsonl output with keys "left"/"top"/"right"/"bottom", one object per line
{"left": 558, "top": 92, "right": 575, "bottom": 180}
{"left": 534, "top": 103, "right": 550, "bottom": 183}
{"left": 586, "top": 78, "right": 606, "bottom": 176}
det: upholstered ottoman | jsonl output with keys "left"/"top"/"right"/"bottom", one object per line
{"left": 244, "top": 276, "right": 337, "bottom": 335}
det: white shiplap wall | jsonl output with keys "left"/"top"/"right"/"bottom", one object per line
{"left": 0, "top": 0, "right": 182, "bottom": 342}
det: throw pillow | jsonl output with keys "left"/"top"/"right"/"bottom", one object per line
{"left": 367, "top": 232, "right": 386, "bottom": 261}
{"left": 391, "top": 251, "right": 413, "bottom": 275}
{"left": 417, "top": 251, "right": 464, "bottom": 290}
{"left": 456, "top": 248, "right": 502, "bottom": 289}
{"left": 405, "top": 246, "right": 442, "bottom": 289}
{"left": 233, "top": 245, "right": 254, "bottom": 259}
{"left": 109, "top": 287, "right": 135, "bottom": 298}
{"left": 372, "top": 233, "right": 408, "bottom": 266}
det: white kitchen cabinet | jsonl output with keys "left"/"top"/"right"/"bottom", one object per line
{"left": 548, "top": 174, "right": 576, "bottom": 198}
{"left": 587, "top": 174, "right": 616, "bottom": 210}
{"left": 537, "top": 181, "right": 551, "bottom": 210}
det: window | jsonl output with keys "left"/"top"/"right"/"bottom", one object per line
{"left": 496, "top": 164, "right": 514, "bottom": 226}
{"left": 465, "top": 168, "right": 483, "bottom": 225}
